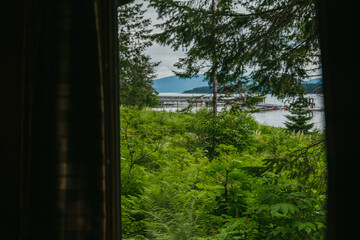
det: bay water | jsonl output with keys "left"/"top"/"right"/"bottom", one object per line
{"left": 154, "top": 94, "right": 325, "bottom": 131}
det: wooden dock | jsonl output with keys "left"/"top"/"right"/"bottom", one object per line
{"left": 157, "top": 93, "right": 324, "bottom": 111}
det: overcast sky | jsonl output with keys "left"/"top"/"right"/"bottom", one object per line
{"left": 132, "top": 0, "right": 186, "bottom": 79}
{"left": 146, "top": 43, "right": 186, "bottom": 79}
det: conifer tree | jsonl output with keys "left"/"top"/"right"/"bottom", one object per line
{"left": 150, "top": 0, "right": 227, "bottom": 112}
{"left": 149, "top": 0, "right": 320, "bottom": 100}
{"left": 284, "top": 96, "right": 314, "bottom": 133}
{"left": 118, "top": 1, "right": 160, "bottom": 108}
{"left": 236, "top": 0, "right": 321, "bottom": 98}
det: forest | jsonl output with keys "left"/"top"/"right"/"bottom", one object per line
{"left": 120, "top": 106, "right": 326, "bottom": 239}
{"left": 119, "top": 0, "right": 326, "bottom": 238}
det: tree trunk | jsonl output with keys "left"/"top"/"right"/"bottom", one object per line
{"left": 211, "top": 0, "right": 217, "bottom": 114}
{"left": 212, "top": 72, "right": 217, "bottom": 113}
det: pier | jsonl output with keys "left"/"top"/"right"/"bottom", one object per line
{"left": 158, "top": 93, "right": 245, "bottom": 105}
{"left": 157, "top": 93, "right": 283, "bottom": 111}
{"left": 157, "top": 93, "right": 324, "bottom": 111}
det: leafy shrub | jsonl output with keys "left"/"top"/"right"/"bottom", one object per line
{"left": 120, "top": 106, "right": 326, "bottom": 240}
{"left": 190, "top": 108, "right": 258, "bottom": 159}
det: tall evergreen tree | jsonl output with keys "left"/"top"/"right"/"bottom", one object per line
{"left": 149, "top": 0, "right": 320, "bottom": 100}
{"left": 229, "top": 0, "right": 321, "bottom": 98}
{"left": 284, "top": 96, "right": 314, "bottom": 133}
{"left": 149, "top": 0, "right": 246, "bottom": 112}
{"left": 118, "top": 1, "right": 160, "bottom": 108}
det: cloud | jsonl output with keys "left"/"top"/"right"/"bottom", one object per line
{"left": 145, "top": 43, "right": 186, "bottom": 78}
{"left": 154, "top": 66, "right": 173, "bottom": 79}
{"left": 131, "top": 0, "right": 185, "bottom": 78}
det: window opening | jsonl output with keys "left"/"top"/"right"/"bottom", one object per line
{"left": 119, "top": 0, "right": 327, "bottom": 239}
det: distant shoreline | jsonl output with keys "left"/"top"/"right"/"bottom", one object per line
{"left": 153, "top": 74, "right": 323, "bottom": 94}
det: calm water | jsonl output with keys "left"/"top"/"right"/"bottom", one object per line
{"left": 252, "top": 94, "right": 325, "bottom": 131}
{"left": 155, "top": 94, "right": 325, "bottom": 131}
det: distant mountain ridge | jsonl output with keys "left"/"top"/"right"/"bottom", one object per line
{"left": 152, "top": 75, "right": 208, "bottom": 93}
{"left": 152, "top": 75, "right": 323, "bottom": 93}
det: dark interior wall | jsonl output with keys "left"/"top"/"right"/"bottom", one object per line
{"left": 95, "top": 1, "right": 121, "bottom": 238}
{"left": 317, "top": 0, "right": 360, "bottom": 239}
{"left": 0, "top": 2, "right": 24, "bottom": 239}
{"left": 22, "top": 1, "right": 58, "bottom": 238}
{"left": 20, "top": 0, "right": 106, "bottom": 239}
{"left": 1, "top": 0, "right": 112, "bottom": 239}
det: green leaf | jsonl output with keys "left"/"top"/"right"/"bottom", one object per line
{"left": 280, "top": 203, "right": 289, "bottom": 215}
{"left": 298, "top": 223, "right": 306, "bottom": 231}
{"left": 271, "top": 203, "right": 298, "bottom": 216}
{"left": 316, "top": 221, "right": 325, "bottom": 229}
{"left": 270, "top": 204, "right": 281, "bottom": 216}
{"left": 297, "top": 222, "right": 316, "bottom": 233}
{"left": 287, "top": 203, "right": 299, "bottom": 214}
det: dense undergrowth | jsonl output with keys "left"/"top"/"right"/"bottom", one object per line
{"left": 120, "top": 106, "right": 327, "bottom": 240}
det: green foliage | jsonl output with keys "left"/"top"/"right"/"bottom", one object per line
{"left": 149, "top": 0, "right": 320, "bottom": 100}
{"left": 285, "top": 96, "right": 314, "bottom": 133}
{"left": 118, "top": 2, "right": 160, "bottom": 108}
{"left": 142, "top": 179, "right": 207, "bottom": 239}
{"left": 190, "top": 108, "right": 258, "bottom": 159}
{"left": 122, "top": 195, "right": 148, "bottom": 238}
{"left": 120, "top": 106, "right": 326, "bottom": 239}
{"left": 248, "top": 172, "right": 326, "bottom": 240}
